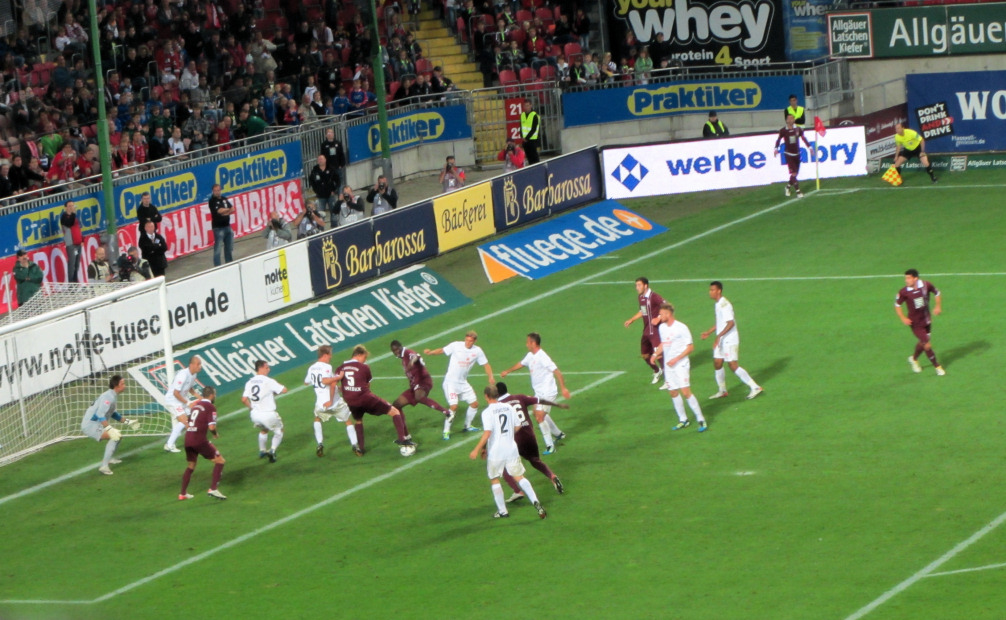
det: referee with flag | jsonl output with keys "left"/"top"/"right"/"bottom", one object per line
{"left": 891, "top": 123, "right": 938, "bottom": 184}
{"left": 520, "top": 99, "right": 541, "bottom": 165}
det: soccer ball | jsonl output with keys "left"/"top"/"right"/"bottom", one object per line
{"left": 400, "top": 445, "right": 417, "bottom": 457}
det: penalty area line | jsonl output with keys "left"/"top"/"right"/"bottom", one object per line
{"left": 925, "top": 561, "right": 1006, "bottom": 579}
{"left": 0, "top": 372, "right": 624, "bottom": 606}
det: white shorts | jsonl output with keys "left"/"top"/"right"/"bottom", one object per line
{"left": 487, "top": 456, "right": 525, "bottom": 479}
{"left": 165, "top": 401, "right": 188, "bottom": 420}
{"left": 315, "top": 398, "right": 351, "bottom": 423}
{"left": 533, "top": 391, "right": 558, "bottom": 414}
{"left": 250, "top": 410, "right": 284, "bottom": 432}
{"left": 443, "top": 381, "right": 477, "bottom": 407}
{"left": 81, "top": 421, "right": 105, "bottom": 441}
{"left": 663, "top": 358, "right": 691, "bottom": 391}
{"left": 713, "top": 339, "right": 740, "bottom": 363}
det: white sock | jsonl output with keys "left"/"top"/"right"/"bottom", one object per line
{"left": 538, "top": 420, "right": 554, "bottom": 449}
{"left": 102, "top": 439, "right": 119, "bottom": 466}
{"left": 464, "top": 406, "right": 478, "bottom": 428}
{"left": 166, "top": 420, "right": 185, "bottom": 446}
{"left": 686, "top": 395, "right": 706, "bottom": 423}
{"left": 313, "top": 420, "right": 324, "bottom": 444}
{"left": 258, "top": 433, "right": 268, "bottom": 452}
{"left": 544, "top": 413, "right": 562, "bottom": 436}
{"left": 715, "top": 368, "right": 727, "bottom": 392}
{"left": 517, "top": 477, "right": 539, "bottom": 504}
{"left": 491, "top": 483, "right": 507, "bottom": 513}
{"left": 671, "top": 395, "right": 688, "bottom": 422}
{"left": 444, "top": 408, "right": 456, "bottom": 434}
{"left": 270, "top": 429, "right": 284, "bottom": 451}
{"left": 345, "top": 425, "right": 357, "bottom": 446}
{"left": 734, "top": 367, "right": 759, "bottom": 389}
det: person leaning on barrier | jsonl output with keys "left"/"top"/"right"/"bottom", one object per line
{"left": 367, "top": 175, "right": 398, "bottom": 216}
{"left": 335, "top": 185, "right": 365, "bottom": 227}
{"left": 292, "top": 200, "right": 326, "bottom": 239}
{"left": 703, "top": 111, "right": 729, "bottom": 139}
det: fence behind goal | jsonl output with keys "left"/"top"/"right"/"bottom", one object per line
{"left": 0, "top": 278, "right": 174, "bottom": 466}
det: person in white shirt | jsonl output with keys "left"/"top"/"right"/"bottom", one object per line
{"left": 425, "top": 330, "right": 494, "bottom": 439}
{"left": 241, "top": 360, "right": 289, "bottom": 462}
{"left": 700, "top": 281, "right": 763, "bottom": 400}
{"left": 163, "top": 356, "right": 203, "bottom": 453}
{"left": 651, "top": 303, "right": 707, "bottom": 432}
{"left": 469, "top": 385, "right": 546, "bottom": 519}
{"left": 500, "top": 332, "right": 571, "bottom": 455}
{"left": 304, "top": 345, "right": 356, "bottom": 458}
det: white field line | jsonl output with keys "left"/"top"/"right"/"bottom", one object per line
{"left": 584, "top": 273, "right": 1006, "bottom": 285}
{"left": 925, "top": 561, "right": 1006, "bottom": 579}
{"left": 0, "top": 191, "right": 805, "bottom": 506}
{"left": 0, "top": 372, "right": 623, "bottom": 606}
{"left": 819, "top": 184, "right": 1006, "bottom": 192}
{"left": 844, "top": 510, "right": 1006, "bottom": 620}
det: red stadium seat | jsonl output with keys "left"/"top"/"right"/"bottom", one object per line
{"left": 516, "top": 9, "right": 532, "bottom": 24}
{"left": 341, "top": 66, "right": 354, "bottom": 81}
{"left": 538, "top": 65, "right": 556, "bottom": 81}
{"left": 519, "top": 66, "right": 535, "bottom": 82}
{"left": 416, "top": 58, "right": 433, "bottom": 75}
{"left": 498, "top": 69, "right": 518, "bottom": 85}
{"left": 508, "top": 28, "right": 526, "bottom": 45}
{"left": 456, "top": 17, "right": 468, "bottom": 43}
{"left": 387, "top": 80, "right": 400, "bottom": 98}
{"left": 534, "top": 7, "right": 553, "bottom": 24}
{"left": 563, "top": 42, "right": 582, "bottom": 58}
{"left": 553, "top": 5, "right": 562, "bottom": 21}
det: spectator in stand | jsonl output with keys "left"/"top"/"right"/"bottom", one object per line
{"left": 335, "top": 185, "right": 365, "bottom": 227}
{"left": 183, "top": 104, "right": 213, "bottom": 141}
{"left": 261, "top": 87, "right": 278, "bottom": 124}
{"left": 498, "top": 139, "right": 525, "bottom": 172}
{"left": 309, "top": 154, "right": 337, "bottom": 216}
{"left": 168, "top": 126, "right": 188, "bottom": 159}
{"left": 13, "top": 249, "right": 43, "bottom": 306}
{"left": 555, "top": 54, "right": 570, "bottom": 83}
{"left": 9, "top": 155, "right": 33, "bottom": 195}
{"left": 600, "top": 52, "right": 617, "bottom": 84}
{"left": 87, "top": 246, "right": 116, "bottom": 283}
{"left": 430, "top": 66, "right": 449, "bottom": 95}
{"left": 239, "top": 108, "right": 270, "bottom": 141}
{"left": 135, "top": 191, "right": 163, "bottom": 234}
{"left": 208, "top": 184, "right": 235, "bottom": 266}
{"left": 283, "top": 98, "right": 302, "bottom": 125}
{"left": 650, "top": 32, "right": 669, "bottom": 67}
{"left": 113, "top": 139, "right": 134, "bottom": 170}
{"left": 570, "top": 55, "right": 589, "bottom": 86}
{"left": 180, "top": 60, "right": 200, "bottom": 92}
{"left": 404, "top": 32, "right": 423, "bottom": 60}
{"left": 573, "top": 8, "right": 591, "bottom": 51}
{"left": 348, "top": 80, "right": 367, "bottom": 115}
{"left": 320, "top": 129, "right": 347, "bottom": 189}
{"left": 507, "top": 39, "right": 526, "bottom": 70}
{"left": 149, "top": 126, "right": 169, "bottom": 162}
{"left": 126, "top": 245, "right": 153, "bottom": 281}
{"left": 635, "top": 47, "right": 654, "bottom": 85}
{"left": 0, "top": 164, "right": 12, "bottom": 200}
{"left": 298, "top": 94, "right": 317, "bottom": 123}
{"left": 439, "top": 155, "right": 465, "bottom": 193}
{"left": 396, "top": 76, "right": 415, "bottom": 105}
{"left": 393, "top": 49, "right": 416, "bottom": 80}
{"left": 367, "top": 175, "right": 398, "bottom": 216}
{"left": 214, "top": 118, "right": 233, "bottom": 151}
{"left": 61, "top": 201, "right": 83, "bottom": 282}
{"left": 332, "top": 86, "right": 351, "bottom": 116}
{"left": 310, "top": 91, "right": 327, "bottom": 116}
{"left": 552, "top": 13, "right": 574, "bottom": 46}
{"left": 410, "top": 74, "right": 432, "bottom": 102}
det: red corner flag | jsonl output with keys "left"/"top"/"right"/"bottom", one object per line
{"left": 814, "top": 116, "right": 827, "bottom": 137}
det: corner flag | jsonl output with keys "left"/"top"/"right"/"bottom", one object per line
{"left": 814, "top": 116, "right": 827, "bottom": 137}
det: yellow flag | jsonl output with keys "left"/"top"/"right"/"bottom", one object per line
{"left": 882, "top": 166, "right": 903, "bottom": 186}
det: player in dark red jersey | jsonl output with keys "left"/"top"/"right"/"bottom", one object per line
{"left": 624, "top": 276, "right": 666, "bottom": 386}
{"left": 389, "top": 340, "right": 450, "bottom": 419}
{"left": 775, "top": 114, "right": 812, "bottom": 198}
{"left": 179, "top": 386, "right": 227, "bottom": 501}
{"left": 335, "top": 345, "right": 416, "bottom": 455}
{"left": 895, "top": 269, "right": 945, "bottom": 376}
{"left": 495, "top": 381, "right": 569, "bottom": 503}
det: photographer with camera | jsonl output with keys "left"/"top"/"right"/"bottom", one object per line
{"left": 86, "top": 246, "right": 117, "bottom": 283}
{"left": 335, "top": 185, "right": 365, "bottom": 227}
{"left": 366, "top": 175, "right": 398, "bottom": 216}
{"left": 439, "top": 155, "right": 465, "bottom": 193}
{"left": 119, "top": 246, "right": 153, "bottom": 282}
{"left": 497, "top": 140, "right": 526, "bottom": 173}
{"left": 263, "top": 210, "right": 294, "bottom": 250}
{"left": 138, "top": 220, "right": 168, "bottom": 278}
{"left": 292, "top": 200, "right": 327, "bottom": 239}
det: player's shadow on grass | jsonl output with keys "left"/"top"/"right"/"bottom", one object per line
{"left": 941, "top": 340, "right": 991, "bottom": 366}
{"left": 755, "top": 356, "right": 791, "bottom": 385}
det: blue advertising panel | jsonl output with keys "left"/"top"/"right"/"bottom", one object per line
{"left": 307, "top": 220, "right": 377, "bottom": 297}
{"left": 563, "top": 76, "right": 805, "bottom": 128}
{"left": 346, "top": 105, "right": 473, "bottom": 163}
{"left": 543, "top": 148, "right": 602, "bottom": 215}
{"left": 906, "top": 71, "right": 1003, "bottom": 153}
{"left": 491, "top": 149, "right": 602, "bottom": 231}
{"left": 477, "top": 200, "right": 666, "bottom": 283}
{"left": 783, "top": 0, "right": 845, "bottom": 62}
{"left": 371, "top": 200, "right": 439, "bottom": 275}
{"left": 491, "top": 164, "right": 550, "bottom": 230}
{"left": 5, "top": 141, "right": 304, "bottom": 257}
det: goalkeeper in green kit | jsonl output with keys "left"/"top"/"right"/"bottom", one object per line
{"left": 80, "top": 375, "right": 138, "bottom": 475}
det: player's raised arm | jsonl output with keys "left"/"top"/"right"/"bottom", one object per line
{"left": 499, "top": 361, "right": 523, "bottom": 378}
{"left": 536, "top": 397, "right": 570, "bottom": 410}
{"left": 553, "top": 368, "right": 571, "bottom": 399}
{"left": 424, "top": 347, "right": 444, "bottom": 356}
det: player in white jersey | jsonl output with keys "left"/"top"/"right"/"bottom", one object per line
{"left": 80, "top": 375, "right": 132, "bottom": 475}
{"left": 425, "top": 330, "right": 494, "bottom": 439}
{"left": 651, "top": 303, "right": 707, "bottom": 432}
{"left": 500, "top": 332, "right": 572, "bottom": 454}
{"left": 469, "top": 385, "right": 546, "bottom": 519}
{"left": 700, "top": 281, "right": 763, "bottom": 400}
{"left": 304, "top": 345, "right": 355, "bottom": 458}
{"left": 162, "top": 356, "right": 203, "bottom": 453}
{"left": 241, "top": 360, "right": 288, "bottom": 462}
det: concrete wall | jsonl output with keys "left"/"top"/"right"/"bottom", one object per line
{"left": 344, "top": 138, "right": 476, "bottom": 189}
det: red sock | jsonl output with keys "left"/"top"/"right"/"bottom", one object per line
{"left": 502, "top": 470, "right": 522, "bottom": 494}
{"left": 210, "top": 463, "right": 223, "bottom": 490}
{"left": 392, "top": 414, "right": 408, "bottom": 440}
{"left": 926, "top": 349, "right": 939, "bottom": 367}
{"left": 181, "top": 468, "right": 193, "bottom": 495}
{"left": 354, "top": 423, "right": 365, "bottom": 452}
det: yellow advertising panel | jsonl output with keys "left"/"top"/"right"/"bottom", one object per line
{"left": 432, "top": 182, "right": 495, "bottom": 253}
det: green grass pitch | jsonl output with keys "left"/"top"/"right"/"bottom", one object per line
{"left": 2, "top": 171, "right": 1006, "bottom": 620}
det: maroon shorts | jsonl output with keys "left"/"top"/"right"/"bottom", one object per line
{"left": 911, "top": 322, "right": 931, "bottom": 344}
{"left": 640, "top": 332, "right": 660, "bottom": 356}
{"left": 398, "top": 380, "right": 433, "bottom": 406}
{"left": 347, "top": 392, "right": 393, "bottom": 420}
{"left": 785, "top": 154, "right": 801, "bottom": 176}
{"left": 185, "top": 441, "right": 219, "bottom": 463}
{"left": 515, "top": 425, "right": 540, "bottom": 460}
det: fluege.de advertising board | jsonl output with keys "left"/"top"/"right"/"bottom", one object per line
{"left": 602, "top": 127, "right": 867, "bottom": 199}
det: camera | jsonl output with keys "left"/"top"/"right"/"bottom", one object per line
{"left": 270, "top": 217, "right": 283, "bottom": 230}
{"left": 116, "top": 253, "right": 137, "bottom": 281}
{"left": 378, "top": 182, "right": 386, "bottom": 190}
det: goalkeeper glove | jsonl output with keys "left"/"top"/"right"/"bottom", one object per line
{"left": 105, "top": 426, "right": 123, "bottom": 441}
{"left": 122, "top": 418, "right": 141, "bottom": 431}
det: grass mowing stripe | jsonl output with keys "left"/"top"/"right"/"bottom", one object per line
{"left": 844, "top": 510, "right": 1006, "bottom": 620}
{"left": 0, "top": 190, "right": 803, "bottom": 506}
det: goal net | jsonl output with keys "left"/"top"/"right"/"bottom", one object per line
{"left": 0, "top": 278, "right": 174, "bottom": 466}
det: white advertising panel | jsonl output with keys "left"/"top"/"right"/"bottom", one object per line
{"left": 165, "top": 263, "right": 248, "bottom": 346}
{"left": 0, "top": 314, "right": 90, "bottom": 405}
{"left": 603, "top": 126, "right": 868, "bottom": 199}
{"left": 238, "top": 243, "right": 313, "bottom": 315}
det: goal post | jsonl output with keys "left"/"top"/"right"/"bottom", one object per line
{"left": 0, "top": 277, "right": 174, "bottom": 466}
